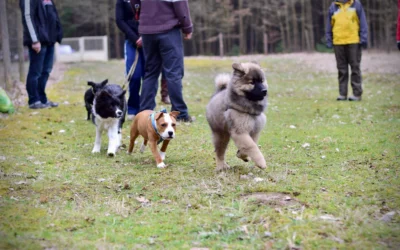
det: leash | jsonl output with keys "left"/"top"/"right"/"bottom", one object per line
{"left": 150, "top": 108, "right": 168, "bottom": 145}
{"left": 122, "top": 47, "right": 139, "bottom": 91}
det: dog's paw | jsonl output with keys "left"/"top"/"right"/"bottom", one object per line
{"left": 256, "top": 163, "right": 267, "bottom": 169}
{"left": 216, "top": 162, "right": 230, "bottom": 172}
{"left": 107, "top": 151, "right": 116, "bottom": 157}
{"left": 92, "top": 148, "right": 100, "bottom": 153}
{"left": 157, "top": 162, "right": 166, "bottom": 168}
{"left": 236, "top": 150, "right": 250, "bottom": 162}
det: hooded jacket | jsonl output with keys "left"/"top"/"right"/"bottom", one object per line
{"left": 326, "top": 0, "right": 368, "bottom": 47}
{"left": 20, "top": 0, "right": 63, "bottom": 46}
{"left": 130, "top": 0, "right": 193, "bottom": 35}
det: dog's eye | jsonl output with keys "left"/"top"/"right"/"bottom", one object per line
{"left": 161, "top": 124, "right": 167, "bottom": 127}
{"left": 172, "top": 123, "right": 176, "bottom": 127}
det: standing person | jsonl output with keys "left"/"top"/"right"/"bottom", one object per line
{"left": 115, "top": 0, "right": 171, "bottom": 120}
{"left": 326, "top": 0, "right": 368, "bottom": 101}
{"left": 115, "top": 0, "right": 145, "bottom": 120}
{"left": 20, "top": 0, "right": 63, "bottom": 109}
{"left": 131, "top": 0, "right": 194, "bottom": 122}
{"left": 397, "top": 0, "right": 400, "bottom": 51}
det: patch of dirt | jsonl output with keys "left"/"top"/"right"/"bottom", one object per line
{"left": 0, "top": 62, "right": 67, "bottom": 118}
{"left": 242, "top": 192, "right": 303, "bottom": 208}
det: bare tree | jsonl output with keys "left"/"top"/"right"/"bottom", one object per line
{"left": 0, "top": 0, "right": 13, "bottom": 91}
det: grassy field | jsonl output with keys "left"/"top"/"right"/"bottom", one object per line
{"left": 0, "top": 55, "right": 399, "bottom": 249}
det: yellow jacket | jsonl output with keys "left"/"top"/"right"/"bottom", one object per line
{"left": 326, "top": 0, "right": 368, "bottom": 46}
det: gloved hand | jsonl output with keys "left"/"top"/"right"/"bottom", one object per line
{"left": 326, "top": 43, "right": 333, "bottom": 49}
{"left": 397, "top": 41, "right": 400, "bottom": 51}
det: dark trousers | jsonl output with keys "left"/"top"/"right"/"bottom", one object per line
{"left": 140, "top": 28, "right": 189, "bottom": 119}
{"left": 333, "top": 44, "right": 363, "bottom": 97}
{"left": 26, "top": 44, "right": 55, "bottom": 105}
{"left": 125, "top": 40, "right": 145, "bottom": 115}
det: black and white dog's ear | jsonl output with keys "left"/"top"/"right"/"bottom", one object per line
{"left": 101, "top": 79, "right": 108, "bottom": 86}
{"left": 232, "top": 63, "right": 246, "bottom": 77}
{"left": 87, "top": 81, "right": 94, "bottom": 86}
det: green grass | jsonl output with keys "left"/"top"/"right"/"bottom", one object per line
{"left": 0, "top": 56, "right": 399, "bottom": 249}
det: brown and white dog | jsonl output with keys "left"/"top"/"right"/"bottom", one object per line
{"left": 128, "top": 109, "right": 180, "bottom": 168}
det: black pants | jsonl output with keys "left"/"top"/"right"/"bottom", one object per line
{"left": 333, "top": 44, "right": 363, "bottom": 97}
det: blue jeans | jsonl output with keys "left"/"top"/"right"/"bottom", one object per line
{"left": 26, "top": 44, "right": 54, "bottom": 105}
{"left": 125, "top": 40, "right": 145, "bottom": 115}
{"left": 141, "top": 28, "right": 189, "bottom": 119}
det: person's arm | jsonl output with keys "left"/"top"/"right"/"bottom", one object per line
{"left": 116, "top": 0, "right": 139, "bottom": 44}
{"left": 325, "top": 4, "right": 334, "bottom": 49}
{"left": 52, "top": 0, "right": 63, "bottom": 44}
{"left": 22, "top": 0, "right": 40, "bottom": 52}
{"left": 172, "top": 0, "right": 193, "bottom": 36}
{"left": 356, "top": 1, "right": 368, "bottom": 48}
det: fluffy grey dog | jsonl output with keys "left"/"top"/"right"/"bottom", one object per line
{"left": 206, "top": 62, "right": 268, "bottom": 172}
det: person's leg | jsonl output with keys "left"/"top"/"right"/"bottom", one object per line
{"left": 26, "top": 46, "right": 46, "bottom": 106}
{"left": 333, "top": 44, "right": 349, "bottom": 99}
{"left": 159, "top": 28, "right": 189, "bottom": 120}
{"left": 38, "top": 44, "right": 55, "bottom": 104}
{"left": 125, "top": 40, "right": 143, "bottom": 115}
{"left": 348, "top": 44, "right": 363, "bottom": 98}
{"left": 140, "top": 34, "right": 162, "bottom": 112}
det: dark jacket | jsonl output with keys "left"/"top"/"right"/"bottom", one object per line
{"left": 115, "top": 0, "right": 140, "bottom": 43}
{"left": 131, "top": 0, "right": 193, "bottom": 35}
{"left": 20, "top": 0, "right": 63, "bottom": 46}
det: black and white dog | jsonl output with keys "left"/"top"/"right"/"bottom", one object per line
{"left": 84, "top": 79, "right": 108, "bottom": 120}
{"left": 92, "top": 83, "right": 127, "bottom": 157}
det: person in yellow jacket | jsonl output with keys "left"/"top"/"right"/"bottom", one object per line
{"left": 326, "top": 0, "right": 368, "bottom": 101}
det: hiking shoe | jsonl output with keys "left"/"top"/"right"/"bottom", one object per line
{"left": 29, "top": 101, "right": 49, "bottom": 109}
{"left": 177, "top": 115, "right": 195, "bottom": 123}
{"left": 44, "top": 100, "right": 59, "bottom": 108}
{"left": 348, "top": 96, "right": 362, "bottom": 101}
{"left": 336, "top": 95, "right": 347, "bottom": 101}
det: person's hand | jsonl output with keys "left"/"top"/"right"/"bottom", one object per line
{"left": 183, "top": 33, "right": 192, "bottom": 40}
{"left": 32, "top": 42, "right": 41, "bottom": 53}
{"left": 361, "top": 42, "right": 367, "bottom": 49}
{"left": 326, "top": 43, "right": 333, "bottom": 49}
{"left": 136, "top": 37, "right": 142, "bottom": 48}
{"left": 397, "top": 41, "right": 400, "bottom": 51}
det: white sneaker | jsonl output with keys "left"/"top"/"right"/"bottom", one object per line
{"left": 127, "top": 114, "right": 135, "bottom": 120}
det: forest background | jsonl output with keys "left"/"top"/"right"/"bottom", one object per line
{"left": 0, "top": 0, "right": 399, "bottom": 91}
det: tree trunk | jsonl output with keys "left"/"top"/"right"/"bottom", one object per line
{"left": 278, "top": 9, "right": 287, "bottom": 52}
{"left": 291, "top": 1, "right": 299, "bottom": 51}
{"left": 218, "top": 32, "right": 224, "bottom": 57}
{"left": 285, "top": 2, "right": 292, "bottom": 52}
{"left": 0, "top": 0, "right": 13, "bottom": 91}
{"left": 238, "top": 0, "right": 246, "bottom": 54}
{"left": 306, "top": 0, "right": 315, "bottom": 51}
{"left": 16, "top": 6, "right": 26, "bottom": 82}
{"left": 301, "top": 0, "right": 306, "bottom": 50}
{"left": 263, "top": 32, "right": 268, "bottom": 55}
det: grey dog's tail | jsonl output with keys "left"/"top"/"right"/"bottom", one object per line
{"left": 214, "top": 73, "right": 231, "bottom": 92}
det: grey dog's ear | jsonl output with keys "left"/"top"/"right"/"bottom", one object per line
{"left": 232, "top": 63, "right": 246, "bottom": 76}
